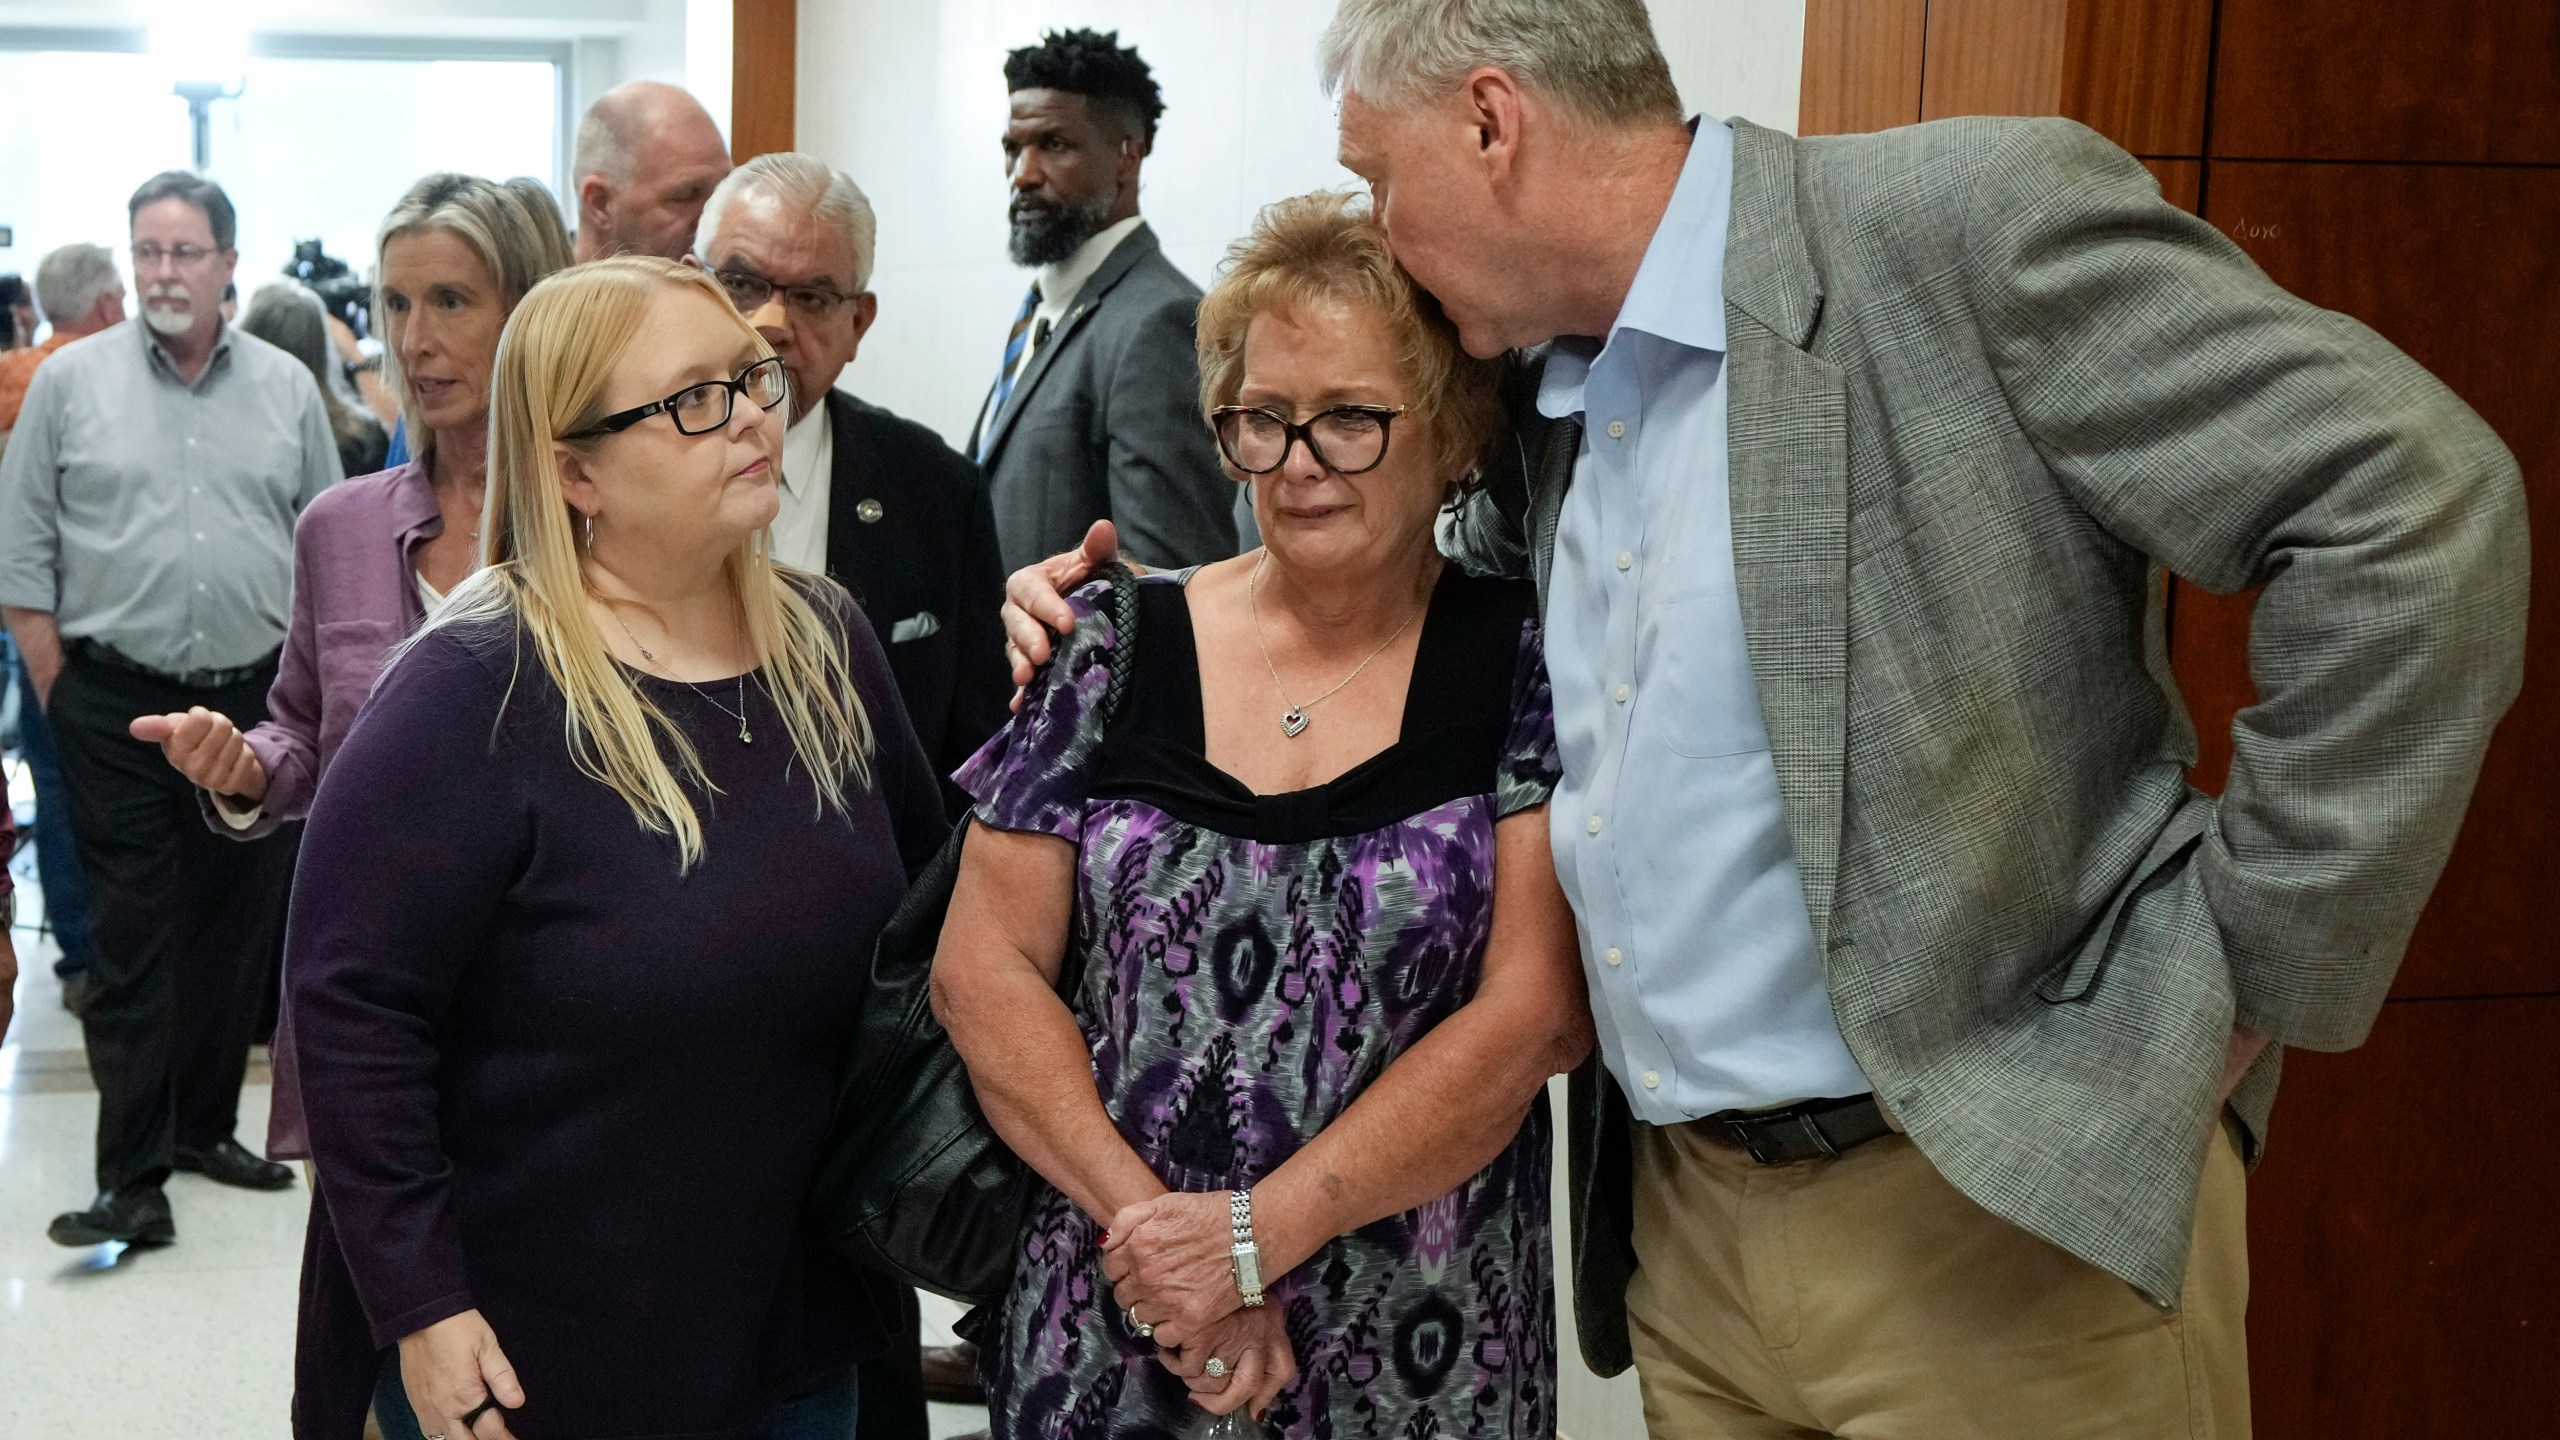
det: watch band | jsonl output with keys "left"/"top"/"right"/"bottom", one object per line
{"left": 1228, "top": 1189, "right": 1266, "bottom": 1307}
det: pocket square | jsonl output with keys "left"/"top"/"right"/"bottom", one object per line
{"left": 889, "top": 612, "right": 942, "bottom": 643}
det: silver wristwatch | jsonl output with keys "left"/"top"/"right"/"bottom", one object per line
{"left": 1228, "top": 1189, "right": 1266, "bottom": 1307}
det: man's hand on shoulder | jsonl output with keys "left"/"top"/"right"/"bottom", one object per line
{"left": 1001, "top": 520, "right": 1133, "bottom": 706}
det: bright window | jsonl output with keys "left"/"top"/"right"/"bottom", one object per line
{"left": 0, "top": 49, "right": 557, "bottom": 330}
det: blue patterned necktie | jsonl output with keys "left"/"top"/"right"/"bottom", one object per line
{"left": 980, "top": 282, "right": 1042, "bottom": 461}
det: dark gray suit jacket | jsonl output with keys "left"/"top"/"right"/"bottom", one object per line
{"left": 1453, "top": 116, "right": 2528, "bottom": 1374}
{"left": 966, "top": 222, "right": 1239, "bottom": 573}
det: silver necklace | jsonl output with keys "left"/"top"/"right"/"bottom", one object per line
{"left": 610, "top": 608, "right": 753, "bottom": 745}
{"left": 1247, "top": 552, "right": 1421, "bottom": 739}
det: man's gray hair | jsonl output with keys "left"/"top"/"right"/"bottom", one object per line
{"left": 1318, "top": 0, "right": 1682, "bottom": 126}
{"left": 33, "top": 243, "right": 120, "bottom": 326}
{"left": 694, "top": 152, "right": 879, "bottom": 293}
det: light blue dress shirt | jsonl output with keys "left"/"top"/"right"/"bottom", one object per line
{"left": 1540, "top": 119, "right": 1871, "bottom": 1124}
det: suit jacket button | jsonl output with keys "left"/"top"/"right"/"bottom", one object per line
{"left": 855, "top": 499, "right": 884, "bottom": 523}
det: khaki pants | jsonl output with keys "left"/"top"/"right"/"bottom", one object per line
{"left": 1625, "top": 1118, "right": 2249, "bottom": 1439}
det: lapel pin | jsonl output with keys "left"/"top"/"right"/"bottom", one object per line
{"left": 855, "top": 498, "right": 884, "bottom": 524}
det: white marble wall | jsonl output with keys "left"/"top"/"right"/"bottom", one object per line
{"left": 794, "top": 6, "right": 1805, "bottom": 1436}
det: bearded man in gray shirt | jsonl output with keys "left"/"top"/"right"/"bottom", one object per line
{"left": 0, "top": 171, "right": 341, "bottom": 1247}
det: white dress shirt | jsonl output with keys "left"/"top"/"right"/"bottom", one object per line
{"left": 1540, "top": 119, "right": 1872, "bottom": 1123}
{"left": 772, "top": 396, "right": 835, "bottom": 574}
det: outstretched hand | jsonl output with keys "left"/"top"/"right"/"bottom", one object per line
{"left": 129, "top": 707, "right": 269, "bottom": 802}
{"left": 1002, "top": 519, "right": 1125, "bottom": 705}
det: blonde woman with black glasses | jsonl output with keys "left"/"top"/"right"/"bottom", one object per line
{"left": 285, "top": 257, "right": 946, "bottom": 1440}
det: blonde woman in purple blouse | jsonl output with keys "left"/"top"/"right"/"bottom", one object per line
{"left": 127, "top": 172, "right": 571, "bottom": 1160}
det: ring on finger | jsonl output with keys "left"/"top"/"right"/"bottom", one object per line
{"left": 1123, "top": 1306, "right": 1154, "bottom": 1339}
{"left": 1204, "top": 1356, "right": 1228, "bottom": 1379}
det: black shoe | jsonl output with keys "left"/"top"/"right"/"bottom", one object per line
{"left": 48, "top": 1185, "right": 176, "bottom": 1247}
{"left": 173, "top": 1138, "right": 295, "bottom": 1191}
{"left": 920, "top": 1340, "right": 987, "bottom": 1405}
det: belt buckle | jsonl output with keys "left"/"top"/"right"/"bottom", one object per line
{"left": 1720, "top": 1117, "right": 1780, "bottom": 1165}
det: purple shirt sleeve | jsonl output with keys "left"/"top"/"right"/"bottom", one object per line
{"left": 1496, "top": 618, "right": 1561, "bottom": 817}
{"left": 198, "top": 493, "right": 336, "bottom": 839}
{"left": 288, "top": 626, "right": 526, "bottom": 1345}
{"left": 951, "top": 584, "right": 1115, "bottom": 842}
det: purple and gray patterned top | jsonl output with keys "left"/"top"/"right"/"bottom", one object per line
{"left": 957, "top": 569, "right": 1563, "bottom": 1439}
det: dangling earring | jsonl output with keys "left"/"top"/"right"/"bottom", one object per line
{"left": 583, "top": 512, "right": 595, "bottom": 548}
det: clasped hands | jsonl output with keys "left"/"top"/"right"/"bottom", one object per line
{"left": 1103, "top": 1190, "right": 1295, "bottom": 1418}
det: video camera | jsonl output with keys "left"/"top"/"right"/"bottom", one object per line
{"left": 287, "top": 239, "right": 371, "bottom": 340}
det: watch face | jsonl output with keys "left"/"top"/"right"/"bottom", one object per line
{"left": 1234, "top": 1245, "right": 1263, "bottom": 1293}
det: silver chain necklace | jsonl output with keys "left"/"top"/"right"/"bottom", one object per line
{"left": 1248, "top": 551, "right": 1421, "bottom": 739}
{"left": 610, "top": 608, "right": 753, "bottom": 745}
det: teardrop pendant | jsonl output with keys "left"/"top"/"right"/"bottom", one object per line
{"left": 740, "top": 725, "right": 753, "bottom": 745}
{"left": 1279, "top": 707, "right": 1309, "bottom": 738}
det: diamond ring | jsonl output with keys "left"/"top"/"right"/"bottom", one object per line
{"left": 1205, "top": 1356, "right": 1229, "bottom": 1379}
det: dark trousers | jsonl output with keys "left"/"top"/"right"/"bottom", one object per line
{"left": 48, "top": 651, "right": 298, "bottom": 1194}
{"left": 13, "top": 652, "right": 97, "bottom": 973}
{"left": 852, "top": 1289, "right": 928, "bottom": 1440}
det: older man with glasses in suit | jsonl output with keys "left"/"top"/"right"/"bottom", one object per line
{"left": 689, "top": 152, "right": 1011, "bottom": 826}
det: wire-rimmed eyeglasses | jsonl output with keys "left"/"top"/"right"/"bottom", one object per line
{"left": 712, "top": 266, "right": 861, "bottom": 321}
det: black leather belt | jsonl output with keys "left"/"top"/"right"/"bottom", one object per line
{"left": 1696, "top": 1094, "right": 1894, "bottom": 1165}
{"left": 68, "top": 639, "right": 276, "bottom": 691}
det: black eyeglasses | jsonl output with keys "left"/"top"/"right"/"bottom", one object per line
{"left": 566, "top": 356, "right": 790, "bottom": 441}
{"left": 1211, "top": 404, "right": 1409, "bottom": 476}
{"left": 712, "top": 267, "right": 859, "bottom": 320}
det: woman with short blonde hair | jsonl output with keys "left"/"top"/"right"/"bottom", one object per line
{"left": 285, "top": 256, "right": 946, "bottom": 1440}
{"left": 937, "top": 191, "right": 1590, "bottom": 1435}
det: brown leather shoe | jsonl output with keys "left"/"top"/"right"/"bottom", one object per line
{"left": 919, "top": 1340, "right": 985, "bottom": 1404}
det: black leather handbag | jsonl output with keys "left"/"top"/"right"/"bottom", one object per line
{"left": 808, "top": 564, "right": 1141, "bottom": 1307}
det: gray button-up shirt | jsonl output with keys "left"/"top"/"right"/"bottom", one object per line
{"left": 0, "top": 319, "right": 341, "bottom": 674}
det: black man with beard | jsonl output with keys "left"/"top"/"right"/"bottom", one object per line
{"left": 965, "top": 28, "right": 1239, "bottom": 574}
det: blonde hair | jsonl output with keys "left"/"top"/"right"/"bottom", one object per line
{"left": 417, "top": 256, "right": 874, "bottom": 870}
{"left": 376, "top": 172, "right": 576, "bottom": 461}
{"left": 1196, "top": 190, "right": 1507, "bottom": 492}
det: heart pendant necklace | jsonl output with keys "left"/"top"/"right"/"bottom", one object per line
{"left": 1248, "top": 552, "right": 1420, "bottom": 740}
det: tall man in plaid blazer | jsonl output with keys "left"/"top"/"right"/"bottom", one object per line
{"left": 1004, "top": 1, "right": 2530, "bottom": 1431}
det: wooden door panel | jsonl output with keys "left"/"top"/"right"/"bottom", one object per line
{"left": 2212, "top": 0, "right": 2560, "bottom": 162}
{"left": 2141, "top": 157, "right": 2201, "bottom": 211}
{"left": 731, "top": 0, "right": 796, "bottom": 162}
{"left": 1799, "top": 0, "right": 1928, "bottom": 136}
{"left": 2062, "top": 0, "right": 2214, "bottom": 157}
{"left": 1920, "top": 0, "right": 2068, "bottom": 123}
{"left": 2248, "top": 996, "right": 2560, "bottom": 1436}
{"left": 2170, "top": 163, "right": 2555, "bottom": 1000}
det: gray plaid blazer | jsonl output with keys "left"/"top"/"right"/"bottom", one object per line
{"left": 1453, "top": 117, "right": 2529, "bottom": 1374}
